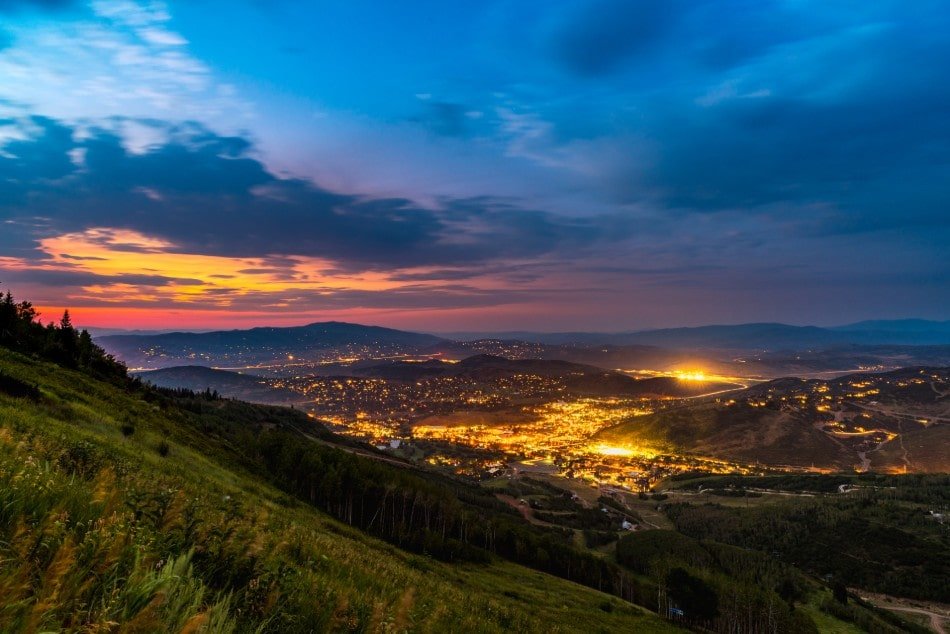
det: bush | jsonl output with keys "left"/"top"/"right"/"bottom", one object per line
{"left": 157, "top": 440, "right": 170, "bottom": 457}
{"left": 0, "top": 371, "right": 40, "bottom": 400}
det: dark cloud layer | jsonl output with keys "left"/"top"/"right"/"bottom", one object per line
{"left": 542, "top": 0, "right": 950, "bottom": 238}
{"left": 0, "top": 117, "right": 631, "bottom": 270}
{"left": 0, "top": 268, "right": 203, "bottom": 288}
{"left": 549, "top": 0, "right": 681, "bottom": 76}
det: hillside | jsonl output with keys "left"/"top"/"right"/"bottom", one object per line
{"left": 596, "top": 401, "right": 854, "bottom": 469}
{"left": 136, "top": 365, "right": 300, "bottom": 404}
{"left": 0, "top": 346, "right": 680, "bottom": 633}
{"left": 596, "top": 367, "right": 950, "bottom": 471}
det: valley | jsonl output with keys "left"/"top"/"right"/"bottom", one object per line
{"left": 1, "top": 294, "right": 946, "bottom": 633}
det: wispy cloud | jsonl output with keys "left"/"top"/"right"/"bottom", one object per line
{"left": 0, "top": 0, "right": 250, "bottom": 126}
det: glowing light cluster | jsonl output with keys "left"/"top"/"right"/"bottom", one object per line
{"left": 590, "top": 444, "right": 635, "bottom": 457}
{"left": 674, "top": 370, "right": 707, "bottom": 382}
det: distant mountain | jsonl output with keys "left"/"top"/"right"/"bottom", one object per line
{"left": 441, "top": 320, "right": 950, "bottom": 349}
{"left": 99, "top": 319, "right": 950, "bottom": 374}
{"left": 829, "top": 319, "right": 950, "bottom": 344}
{"left": 608, "top": 323, "right": 841, "bottom": 349}
{"left": 98, "top": 321, "right": 448, "bottom": 369}
{"left": 439, "top": 331, "right": 628, "bottom": 345}
{"left": 84, "top": 327, "right": 202, "bottom": 337}
{"left": 834, "top": 318, "right": 950, "bottom": 333}
{"left": 103, "top": 321, "right": 445, "bottom": 349}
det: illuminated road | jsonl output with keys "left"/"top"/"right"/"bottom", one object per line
{"left": 683, "top": 384, "right": 748, "bottom": 399}
{"left": 847, "top": 400, "right": 950, "bottom": 424}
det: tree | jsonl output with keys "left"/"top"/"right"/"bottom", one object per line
{"left": 666, "top": 567, "right": 719, "bottom": 622}
{"left": 832, "top": 581, "right": 848, "bottom": 605}
{"left": 0, "top": 290, "right": 125, "bottom": 380}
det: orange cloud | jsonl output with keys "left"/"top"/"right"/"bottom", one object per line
{"left": 9, "top": 226, "right": 538, "bottom": 328}
{"left": 38, "top": 227, "right": 403, "bottom": 301}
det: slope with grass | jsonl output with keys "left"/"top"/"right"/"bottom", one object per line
{"left": 0, "top": 347, "right": 679, "bottom": 633}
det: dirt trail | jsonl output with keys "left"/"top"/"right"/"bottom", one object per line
{"left": 884, "top": 606, "right": 946, "bottom": 634}
{"left": 858, "top": 591, "right": 950, "bottom": 634}
{"left": 496, "top": 494, "right": 557, "bottom": 527}
{"left": 847, "top": 400, "right": 950, "bottom": 423}
{"left": 897, "top": 420, "right": 912, "bottom": 471}
{"left": 930, "top": 380, "right": 950, "bottom": 399}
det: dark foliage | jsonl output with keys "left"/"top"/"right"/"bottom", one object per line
{"left": 0, "top": 370, "right": 40, "bottom": 400}
{"left": 666, "top": 567, "right": 718, "bottom": 621}
{"left": 665, "top": 486, "right": 950, "bottom": 602}
{"left": 0, "top": 291, "right": 126, "bottom": 382}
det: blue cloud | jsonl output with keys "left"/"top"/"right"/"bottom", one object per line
{"left": 0, "top": 117, "right": 635, "bottom": 270}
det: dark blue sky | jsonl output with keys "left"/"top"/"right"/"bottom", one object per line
{"left": 0, "top": 0, "right": 947, "bottom": 329}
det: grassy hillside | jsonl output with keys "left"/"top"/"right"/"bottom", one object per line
{"left": 597, "top": 366, "right": 950, "bottom": 471}
{"left": 0, "top": 347, "right": 678, "bottom": 633}
{"left": 595, "top": 401, "right": 852, "bottom": 469}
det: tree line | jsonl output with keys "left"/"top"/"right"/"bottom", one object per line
{"left": 0, "top": 290, "right": 126, "bottom": 381}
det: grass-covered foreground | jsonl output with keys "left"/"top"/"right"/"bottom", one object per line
{"left": 0, "top": 346, "right": 680, "bottom": 633}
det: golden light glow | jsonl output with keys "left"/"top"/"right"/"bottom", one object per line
{"left": 590, "top": 444, "right": 635, "bottom": 457}
{"left": 674, "top": 370, "right": 707, "bottom": 382}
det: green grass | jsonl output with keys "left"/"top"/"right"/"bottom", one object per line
{"left": 798, "top": 605, "right": 866, "bottom": 634}
{"left": 0, "top": 348, "right": 680, "bottom": 633}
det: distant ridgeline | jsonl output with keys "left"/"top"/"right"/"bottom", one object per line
{"left": 0, "top": 290, "right": 126, "bottom": 381}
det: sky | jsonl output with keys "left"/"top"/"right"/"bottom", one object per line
{"left": 0, "top": 0, "right": 948, "bottom": 331}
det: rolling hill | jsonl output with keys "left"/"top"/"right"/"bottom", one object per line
{"left": 136, "top": 365, "right": 301, "bottom": 404}
{"left": 597, "top": 400, "right": 853, "bottom": 469}
{"left": 136, "top": 354, "right": 742, "bottom": 402}
{"left": 596, "top": 367, "right": 950, "bottom": 471}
